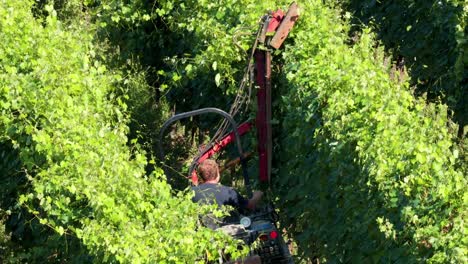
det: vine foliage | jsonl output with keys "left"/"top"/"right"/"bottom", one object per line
{"left": 342, "top": 0, "right": 467, "bottom": 136}
{"left": 275, "top": 1, "right": 466, "bottom": 262}
{"left": 0, "top": 1, "right": 243, "bottom": 262}
{"left": 0, "top": 0, "right": 466, "bottom": 263}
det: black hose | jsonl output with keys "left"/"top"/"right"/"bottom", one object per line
{"left": 158, "top": 108, "right": 252, "bottom": 195}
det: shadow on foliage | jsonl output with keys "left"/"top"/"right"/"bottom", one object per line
{"left": 0, "top": 142, "right": 92, "bottom": 263}
{"left": 90, "top": 1, "right": 256, "bottom": 190}
{"left": 343, "top": 0, "right": 467, "bottom": 137}
{"left": 271, "top": 66, "right": 430, "bottom": 261}
{"left": 274, "top": 112, "right": 425, "bottom": 262}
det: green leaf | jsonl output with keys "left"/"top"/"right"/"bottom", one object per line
{"left": 215, "top": 73, "right": 221, "bottom": 87}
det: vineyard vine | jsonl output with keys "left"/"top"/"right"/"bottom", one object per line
{"left": 0, "top": 0, "right": 466, "bottom": 263}
{"left": 275, "top": 1, "right": 466, "bottom": 262}
{"left": 342, "top": 0, "right": 467, "bottom": 137}
{"left": 0, "top": 1, "right": 243, "bottom": 262}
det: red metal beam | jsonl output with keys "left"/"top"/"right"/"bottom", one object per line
{"left": 255, "top": 49, "right": 270, "bottom": 183}
{"left": 191, "top": 122, "right": 253, "bottom": 184}
{"left": 265, "top": 50, "right": 272, "bottom": 184}
{"left": 191, "top": 3, "right": 299, "bottom": 185}
{"left": 270, "top": 2, "right": 299, "bottom": 49}
{"left": 267, "top": 10, "right": 284, "bottom": 34}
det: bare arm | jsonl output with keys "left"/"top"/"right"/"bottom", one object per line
{"left": 247, "top": 191, "right": 263, "bottom": 210}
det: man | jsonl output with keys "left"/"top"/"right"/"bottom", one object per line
{"left": 193, "top": 159, "right": 263, "bottom": 264}
{"left": 192, "top": 159, "right": 263, "bottom": 226}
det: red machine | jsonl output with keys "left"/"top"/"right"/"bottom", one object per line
{"left": 158, "top": 3, "right": 299, "bottom": 263}
{"left": 161, "top": 2, "right": 299, "bottom": 187}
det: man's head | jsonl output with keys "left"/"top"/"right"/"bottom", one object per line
{"left": 198, "top": 159, "right": 219, "bottom": 182}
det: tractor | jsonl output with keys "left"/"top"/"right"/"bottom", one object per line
{"left": 158, "top": 3, "right": 299, "bottom": 263}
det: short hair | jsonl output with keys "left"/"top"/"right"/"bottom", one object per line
{"left": 198, "top": 159, "right": 219, "bottom": 181}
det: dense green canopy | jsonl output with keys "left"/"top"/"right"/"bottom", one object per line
{"left": 1, "top": 0, "right": 466, "bottom": 263}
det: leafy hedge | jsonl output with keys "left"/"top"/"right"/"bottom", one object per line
{"left": 1, "top": 0, "right": 466, "bottom": 263}
{"left": 342, "top": 0, "right": 467, "bottom": 135}
{"left": 0, "top": 1, "right": 242, "bottom": 262}
{"left": 275, "top": 1, "right": 466, "bottom": 262}
{"left": 83, "top": 0, "right": 256, "bottom": 113}
{"left": 1, "top": 141, "right": 92, "bottom": 262}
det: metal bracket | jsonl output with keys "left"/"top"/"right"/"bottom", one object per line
{"left": 270, "top": 2, "right": 299, "bottom": 49}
